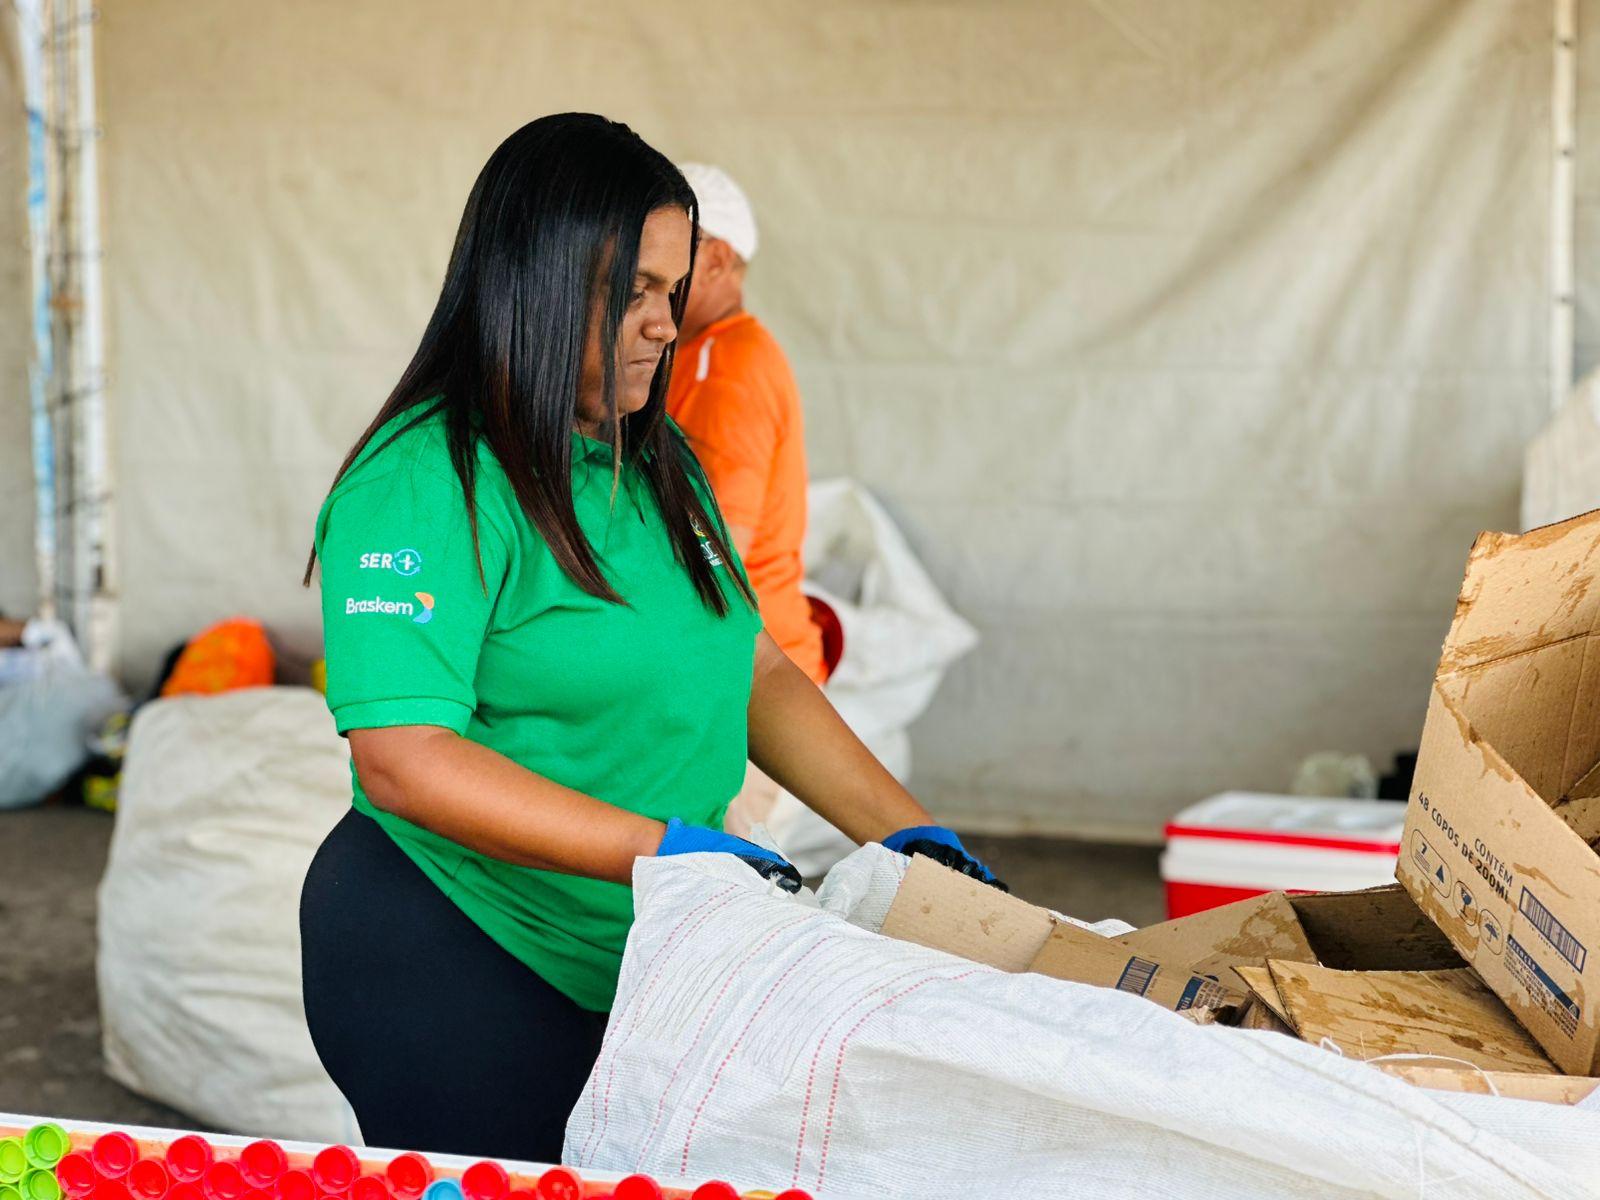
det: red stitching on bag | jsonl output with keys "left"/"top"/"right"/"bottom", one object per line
{"left": 815, "top": 970, "right": 982, "bottom": 1193}
{"left": 634, "top": 913, "right": 819, "bottom": 1166}
{"left": 679, "top": 938, "right": 832, "bottom": 1174}
{"left": 789, "top": 963, "right": 938, "bottom": 1187}
{"left": 581, "top": 884, "right": 742, "bottom": 1162}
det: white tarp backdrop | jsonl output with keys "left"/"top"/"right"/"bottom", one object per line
{"left": 98, "top": 1, "right": 1555, "bottom": 838}
{"left": 0, "top": 15, "right": 37, "bottom": 619}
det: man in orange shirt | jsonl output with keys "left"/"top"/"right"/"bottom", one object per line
{"left": 668, "top": 163, "right": 827, "bottom": 687}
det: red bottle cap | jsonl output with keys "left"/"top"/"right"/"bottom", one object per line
{"left": 201, "top": 1162, "right": 246, "bottom": 1200}
{"left": 610, "top": 1180, "right": 659, "bottom": 1200}
{"left": 688, "top": 1186, "right": 737, "bottom": 1200}
{"left": 457, "top": 1166, "right": 505, "bottom": 1200}
{"left": 90, "top": 1138, "right": 137, "bottom": 1182}
{"left": 273, "top": 1171, "right": 313, "bottom": 1200}
{"left": 379, "top": 1159, "right": 426, "bottom": 1200}
{"left": 772, "top": 1192, "right": 813, "bottom": 1200}
{"left": 504, "top": 1192, "right": 536, "bottom": 1200}
{"left": 348, "top": 1177, "right": 387, "bottom": 1200}
{"left": 168, "top": 1185, "right": 203, "bottom": 1200}
{"left": 244, "top": 1191, "right": 273, "bottom": 1200}
{"left": 56, "top": 1155, "right": 97, "bottom": 1198}
{"left": 128, "top": 1160, "right": 170, "bottom": 1200}
{"left": 91, "top": 1183, "right": 131, "bottom": 1200}
{"left": 164, "top": 1141, "right": 212, "bottom": 1186}
{"left": 309, "top": 1150, "right": 359, "bottom": 1199}
{"left": 236, "top": 1146, "right": 285, "bottom": 1193}
{"left": 532, "top": 1172, "right": 580, "bottom": 1200}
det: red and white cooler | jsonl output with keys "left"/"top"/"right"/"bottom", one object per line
{"left": 1161, "top": 792, "right": 1405, "bottom": 918}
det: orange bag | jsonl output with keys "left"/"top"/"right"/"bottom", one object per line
{"left": 160, "top": 618, "right": 275, "bottom": 697}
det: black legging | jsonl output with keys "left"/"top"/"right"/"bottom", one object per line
{"left": 300, "top": 810, "right": 608, "bottom": 1162}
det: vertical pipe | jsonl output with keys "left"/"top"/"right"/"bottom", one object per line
{"left": 1553, "top": 0, "right": 1577, "bottom": 412}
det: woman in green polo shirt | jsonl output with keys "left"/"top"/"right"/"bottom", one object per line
{"left": 298, "top": 113, "right": 1001, "bottom": 1164}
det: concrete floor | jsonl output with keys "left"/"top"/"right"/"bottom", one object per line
{"left": 0, "top": 804, "right": 1163, "bottom": 1131}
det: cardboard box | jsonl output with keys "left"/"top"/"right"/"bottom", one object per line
{"left": 1374, "top": 1062, "right": 1599, "bottom": 1106}
{"left": 1266, "top": 960, "right": 1558, "bottom": 1075}
{"left": 1396, "top": 510, "right": 1600, "bottom": 1076}
{"left": 1115, "top": 891, "right": 1317, "bottom": 994}
{"left": 881, "top": 856, "right": 1243, "bottom": 1016}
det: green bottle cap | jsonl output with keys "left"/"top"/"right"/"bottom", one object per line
{"left": 1, "top": 1183, "right": 25, "bottom": 1200}
{"left": 22, "top": 1128, "right": 68, "bottom": 1171}
{"left": 21, "top": 1172, "right": 60, "bottom": 1200}
{"left": 0, "top": 1141, "right": 25, "bottom": 1184}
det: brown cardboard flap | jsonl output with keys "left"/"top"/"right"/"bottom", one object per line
{"left": 1375, "top": 1062, "right": 1598, "bottom": 1105}
{"left": 1437, "top": 518, "right": 1600, "bottom": 677}
{"left": 1268, "top": 960, "right": 1559, "bottom": 1075}
{"left": 1237, "top": 995, "right": 1296, "bottom": 1036}
{"left": 881, "top": 855, "right": 1054, "bottom": 971}
{"left": 1287, "top": 884, "right": 1463, "bottom": 972}
{"left": 1030, "top": 922, "right": 1243, "bottom": 1016}
{"left": 1234, "top": 963, "right": 1293, "bottom": 1026}
{"left": 1117, "top": 892, "right": 1316, "bottom": 994}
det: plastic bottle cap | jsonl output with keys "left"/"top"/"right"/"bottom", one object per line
{"left": 168, "top": 1185, "right": 204, "bottom": 1200}
{"left": 23, "top": 1170, "right": 62, "bottom": 1200}
{"left": 458, "top": 1164, "right": 506, "bottom": 1200}
{"left": 689, "top": 1185, "right": 738, "bottom": 1200}
{"left": 504, "top": 1192, "right": 537, "bottom": 1200}
{"left": 771, "top": 1192, "right": 813, "bottom": 1200}
{"left": 1, "top": 1184, "right": 24, "bottom": 1200}
{"left": 0, "top": 1142, "right": 26, "bottom": 1185}
{"left": 380, "top": 1157, "right": 429, "bottom": 1200}
{"left": 90, "top": 1183, "right": 130, "bottom": 1200}
{"left": 90, "top": 1137, "right": 137, "bottom": 1182}
{"left": 309, "top": 1150, "right": 360, "bottom": 1197}
{"left": 349, "top": 1177, "right": 387, "bottom": 1200}
{"left": 23, "top": 1126, "right": 70, "bottom": 1170}
{"left": 163, "top": 1141, "right": 211, "bottom": 1187}
{"left": 611, "top": 1179, "right": 660, "bottom": 1200}
{"left": 419, "top": 1182, "right": 460, "bottom": 1200}
{"left": 128, "top": 1159, "right": 170, "bottom": 1200}
{"left": 273, "top": 1170, "right": 313, "bottom": 1200}
{"left": 237, "top": 1146, "right": 286, "bottom": 1192}
{"left": 56, "top": 1154, "right": 98, "bottom": 1199}
{"left": 202, "top": 1162, "right": 246, "bottom": 1200}
{"left": 532, "top": 1172, "right": 580, "bottom": 1200}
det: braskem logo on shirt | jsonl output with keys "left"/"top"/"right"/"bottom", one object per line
{"left": 690, "top": 518, "right": 724, "bottom": 568}
{"left": 345, "top": 592, "right": 435, "bottom": 624}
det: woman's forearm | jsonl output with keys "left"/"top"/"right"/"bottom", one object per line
{"left": 349, "top": 726, "right": 665, "bottom": 885}
{"left": 746, "top": 634, "right": 933, "bottom": 844}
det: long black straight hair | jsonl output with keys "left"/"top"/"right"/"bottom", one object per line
{"left": 305, "top": 113, "right": 751, "bottom": 615}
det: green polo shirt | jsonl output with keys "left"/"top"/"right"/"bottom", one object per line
{"left": 314, "top": 405, "right": 760, "bottom": 1011}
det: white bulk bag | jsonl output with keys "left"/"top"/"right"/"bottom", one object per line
{"left": 566, "top": 846, "right": 1600, "bottom": 1200}
{"left": 759, "top": 480, "right": 978, "bottom": 875}
{"left": 97, "top": 686, "right": 357, "bottom": 1142}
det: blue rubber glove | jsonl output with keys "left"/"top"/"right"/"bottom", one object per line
{"left": 882, "top": 825, "right": 1008, "bottom": 892}
{"left": 656, "top": 818, "right": 803, "bottom": 892}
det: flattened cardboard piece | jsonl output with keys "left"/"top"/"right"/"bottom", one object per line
{"left": 1234, "top": 963, "right": 1293, "bottom": 1026}
{"left": 1237, "top": 996, "right": 1296, "bottom": 1036}
{"left": 1287, "top": 884, "right": 1462, "bottom": 972}
{"left": 881, "top": 854, "right": 1054, "bottom": 972}
{"left": 1375, "top": 1062, "right": 1599, "bottom": 1106}
{"left": 1030, "top": 921, "right": 1243, "bottom": 1016}
{"left": 1397, "top": 509, "right": 1600, "bottom": 1075}
{"left": 880, "top": 857, "right": 1242, "bottom": 1016}
{"left": 1117, "top": 891, "right": 1316, "bottom": 994}
{"left": 1268, "top": 960, "right": 1558, "bottom": 1076}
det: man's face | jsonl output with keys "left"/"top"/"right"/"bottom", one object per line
{"left": 678, "top": 236, "right": 743, "bottom": 341}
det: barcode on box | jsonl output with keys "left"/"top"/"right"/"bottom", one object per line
{"left": 1508, "top": 936, "right": 1580, "bottom": 1038}
{"left": 1519, "top": 887, "right": 1587, "bottom": 971}
{"left": 1116, "top": 956, "right": 1158, "bottom": 997}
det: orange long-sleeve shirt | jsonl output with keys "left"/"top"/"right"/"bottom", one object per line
{"left": 667, "top": 312, "right": 826, "bottom": 684}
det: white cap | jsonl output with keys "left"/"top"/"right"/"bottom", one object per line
{"left": 678, "top": 162, "right": 758, "bottom": 262}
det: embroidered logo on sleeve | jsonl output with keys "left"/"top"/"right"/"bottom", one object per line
{"left": 690, "top": 518, "right": 724, "bottom": 567}
{"left": 358, "top": 549, "right": 423, "bottom": 576}
{"left": 343, "top": 591, "right": 436, "bottom": 624}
